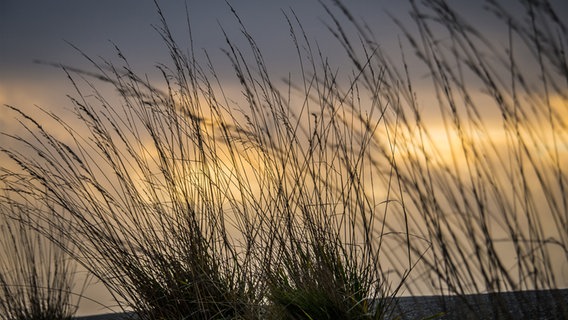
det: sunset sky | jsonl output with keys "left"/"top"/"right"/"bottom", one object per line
{"left": 3, "top": 0, "right": 566, "bottom": 117}
{"left": 2, "top": 0, "right": 566, "bottom": 174}
{"left": 1, "top": 1, "right": 401, "bottom": 109}
{"left": 1, "top": 0, "right": 567, "bottom": 316}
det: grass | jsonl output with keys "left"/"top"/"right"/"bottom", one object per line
{"left": 326, "top": 0, "right": 568, "bottom": 316}
{"left": 0, "top": 192, "right": 85, "bottom": 320}
{"left": 1, "top": 0, "right": 567, "bottom": 319}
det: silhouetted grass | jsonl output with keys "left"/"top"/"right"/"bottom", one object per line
{"left": 323, "top": 0, "right": 567, "bottom": 317}
{"left": 1, "top": 0, "right": 566, "bottom": 319}
{"left": 1, "top": 1, "right": 401, "bottom": 317}
{"left": 0, "top": 192, "right": 85, "bottom": 320}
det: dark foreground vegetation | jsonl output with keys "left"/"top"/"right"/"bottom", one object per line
{"left": 1, "top": 0, "right": 566, "bottom": 319}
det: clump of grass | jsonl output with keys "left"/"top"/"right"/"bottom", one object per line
{"left": 0, "top": 192, "right": 84, "bottom": 320}
{"left": 323, "top": 0, "right": 567, "bottom": 317}
{"left": 0, "top": 1, "right": 403, "bottom": 317}
{"left": 1, "top": 0, "right": 566, "bottom": 319}
{"left": 219, "top": 7, "right": 401, "bottom": 318}
{"left": 1, "top": 3, "right": 265, "bottom": 316}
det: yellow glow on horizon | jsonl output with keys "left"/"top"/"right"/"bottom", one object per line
{"left": 386, "top": 115, "right": 566, "bottom": 171}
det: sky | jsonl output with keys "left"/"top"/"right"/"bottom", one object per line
{"left": 1, "top": 0, "right": 568, "bottom": 316}
{"left": 0, "top": 1, "right": 402, "bottom": 108}
{"left": 5, "top": 0, "right": 564, "bottom": 114}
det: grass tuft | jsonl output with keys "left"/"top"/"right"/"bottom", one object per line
{"left": 0, "top": 192, "right": 85, "bottom": 320}
{"left": 0, "top": 0, "right": 566, "bottom": 319}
